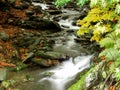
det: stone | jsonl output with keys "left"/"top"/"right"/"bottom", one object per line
{"left": 16, "top": 17, "right": 61, "bottom": 31}
{"left": 32, "top": 59, "right": 50, "bottom": 67}
{"left": 0, "top": 1, "right": 10, "bottom": 11}
{"left": 22, "top": 52, "right": 34, "bottom": 63}
{"left": 13, "top": 2, "right": 29, "bottom": 10}
{"left": 32, "top": 58, "right": 59, "bottom": 67}
{"left": 33, "top": 5, "right": 43, "bottom": 14}
{"left": 21, "top": 0, "right": 32, "bottom": 3}
{"left": 46, "top": 10, "right": 62, "bottom": 15}
{"left": 0, "top": 31, "right": 9, "bottom": 42}
{"left": 43, "top": 72, "right": 54, "bottom": 77}
{"left": 0, "top": 68, "right": 7, "bottom": 81}
{"left": 32, "top": 0, "right": 41, "bottom": 3}
{"left": 85, "top": 61, "right": 105, "bottom": 90}
{"left": 26, "top": 10, "right": 35, "bottom": 17}
{"left": 36, "top": 51, "right": 68, "bottom": 60}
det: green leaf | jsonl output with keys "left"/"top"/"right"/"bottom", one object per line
{"left": 110, "top": 58, "right": 120, "bottom": 72}
{"left": 114, "top": 58, "right": 120, "bottom": 67}
{"left": 114, "top": 68, "right": 120, "bottom": 81}
{"left": 102, "top": 71, "right": 107, "bottom": 79}
{"left": 100, "top": 37, "right": 114, "bottom": 48}
{"left": 99, "top": 48, "right": 120, "bottom": 60}
{"left": 115, "top": 39, "right": 120, "bottom": 49}
{"left": 77, "top": 0, "right": 89, "bottom": 7}
{"left": 55, "top": 0, "right": 72, "bottom": 7}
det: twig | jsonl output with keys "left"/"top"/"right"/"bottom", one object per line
{"left": 108, "top": 77, "right": 114, "bottom": 89}
{"left": 101, "top": 73, "right": 112, "bottom": 89}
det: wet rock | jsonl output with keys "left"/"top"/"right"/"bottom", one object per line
{"left": 29, "top": 37, "right": 41, "bottom": 52}
{"left": 0, "top": 68, "right": 7, "bottom": 81}
{"left": 9, "top": 63, "right": 28, "bottom": 71}
{"left": 0, "top": 31, "right": 9, "bottom": 42}
{"left": 52, "top": 15, "right": 62, "bottom": 21}
{"left": 71, "top": 21, "right": 77, "bottom": 26}
{"left": 13, "top": 2, "right": 29, "bottom": 10}
{"left": 62, "top": 16, "right": 69, "bottom": 20}
{"left": 74, "top": 37, "right": 90, "bottom": 43}
{"left": 16, "top": 17, "right": 61, "bottom": 31}
{"left": 66, "top": 30, "right": 74, "bottom": 33}
{"left": 35, "top": 51, "right": 56, "bottom": 59}
{"left": 0, "top": 1, "right": 10, "bottom": 11}
{"left": 13, "top": 35, "right": 36, "bottom": 47}
{"left": 46, "top": 51, "right": 68, "bottom": 60}
{"left": 46, "top": 10, "right": 62, "bottom": 15}
{"left": 35, "top": 50, "right": 68, "bottom": 60}
{"left": 61, "top": 25, "right": 69, "bottom": 29}
{"left": 22, "top": 52, "right": 34, "bottom": 63}
{"left": 8, "top": 0, "right": 16, "bottom": 7}
{"left": 78, "top": 5, "right": 90, "bottom": 20}
{"left": 32, "top": 0, "right": 41, "bottom": 3}
{"left": 32, "top": 58, "right": 58, "bottom": 67}
{"left": 26, "top": 10, "right": 35, "bottom": 17}
{"left": 43, "top": 72, "right": 54, "bottom": 77}
{"left": 21, "top": 0, "right": 32, "bottom": 3}
{"left": 84, "top": 61, "right": 105, "bottom": 90}
{"left": 33, "top": 5, "right": 43, "bottom": 15}
{"left": 74, "top": 34, "right": 91, "bottom": 43}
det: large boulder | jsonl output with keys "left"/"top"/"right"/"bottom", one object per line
{"left": 15, "top": 17, "right": 61, "bottom": 32}
{"left": 35, "top": 51, "right": 69, "bottom": 60}
{"left": 32, "top": 58, "right": 59, "bottom": 67}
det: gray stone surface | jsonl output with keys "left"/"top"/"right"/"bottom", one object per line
{"left": 0, "top": 68, "right": 7, "bottom": 81}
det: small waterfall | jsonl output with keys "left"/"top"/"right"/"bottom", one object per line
{"left": 39, "top": 55, "right": 92, "bottom": 90}
{"left": 58, "top": 19, "right": 80, "bottom": 30}
{"left": 28, "top": 2, "right": 92, "bottom": 90}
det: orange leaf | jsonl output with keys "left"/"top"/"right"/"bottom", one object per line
{"left": 100, "top": 56, "right": 106, "bottom": 60}
{"left": 0, "top": 61, "right": 16, "bottom": 67}
{"left": 109, "top": 86, "right": 116, "bottom": 90}
{"left": 108, "top": 61, "right": 113, "bottom": 65}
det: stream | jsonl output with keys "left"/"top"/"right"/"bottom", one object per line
{"left": 8, "top": 2, "right": 93, "bottom": 90}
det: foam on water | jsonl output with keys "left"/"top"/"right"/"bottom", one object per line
{"left": 32, "top": 2, "right": 49, "bottom": 10}
{"left": 39, "top": 55, "right": 92, "bottom": 90}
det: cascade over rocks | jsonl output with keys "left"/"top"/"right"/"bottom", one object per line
{"left": 0, "top": 0, "right": 100, "bottom": 90}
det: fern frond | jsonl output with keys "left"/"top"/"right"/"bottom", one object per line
{"left": 100, "top": 37, "right": 114, "bottom": 48}
{"left": 99, "top": 48, "right": 120, "bottom": 61}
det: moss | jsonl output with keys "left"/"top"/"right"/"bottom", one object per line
{"left": 68, "top": 68, "right": 94, "bottom": 90}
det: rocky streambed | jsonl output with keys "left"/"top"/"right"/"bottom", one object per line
{"left": 0, "top": 0, "right": 100, "bottom": 90}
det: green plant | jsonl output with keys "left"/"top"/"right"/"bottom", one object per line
{"left": 69, "top": 0, "right": 120, "bottom": 89}
{"left": 77, "top": 0, "right": 120, "bottom": 88}
{"left": 77, "top": 1, "right": 120, "bottom": 42}
{"left": 1, "top": 80, "right": 15, "bottom": 89}
{"left": 99, "top": 20, "right": 120, "bottom": 81}
{"left": 55, "top": 0, "right": 89, "bottom": 7}
{"left": 55, "top": 0, "right": 120, "bottom": 89}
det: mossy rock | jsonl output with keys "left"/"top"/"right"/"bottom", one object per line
{"left": 42, "top": 72, "right": 54, "bottom": 77}
{"left": 35, "top": 51, "right": 63, "bottom": 59}
{"left": 32, "top": 58, "right": 50, "bottom": 67}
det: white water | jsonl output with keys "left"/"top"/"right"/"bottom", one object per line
{"left": 58, "top": 19, "right": 80, "bottom": 30}
{"left": 39, "top": 55, "right": 92, "bottom": 90}
{"left": 32, "top": 2, "right": 49, "bottom": 10}
{"left": 31, "top": 3, "right": 92, "bottom": 90}
{"left": 62, "top": 9, "right": 80, "bottom": 15}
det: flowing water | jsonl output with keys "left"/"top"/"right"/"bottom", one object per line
{"left": 39, "top": 55, "right": 92, "bottom": 90}
{"left": 33, "top": 8, "right": 92, "bottom": 90}
{"left": 9, "top": 2, "right": 93, "bottom": 90}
